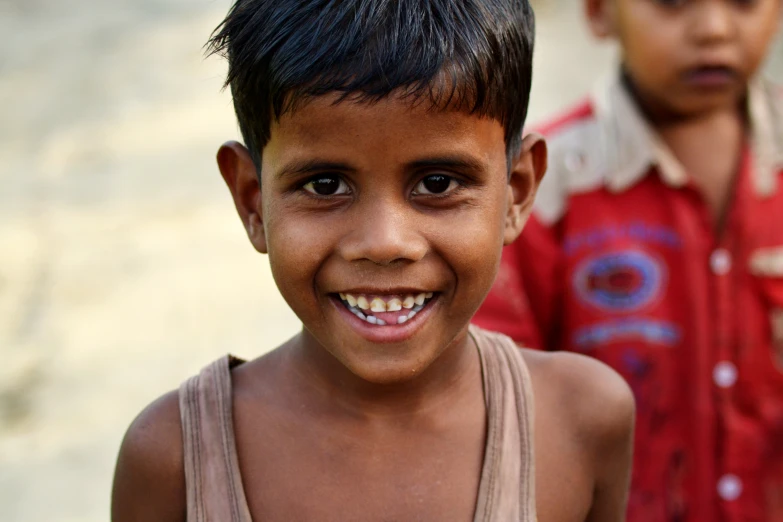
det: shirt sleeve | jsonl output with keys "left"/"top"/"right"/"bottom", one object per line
{"left": 473, "top": 213, "right": 564, "bottom": 350}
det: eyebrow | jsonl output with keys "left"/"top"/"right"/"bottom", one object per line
{"left": 407, "top": 155, "right": 486, "bottom": 173}
{"left": 276, "top": 160, "right": 356, "bottom": 180}
{"left": 275, "top": 154, "right": 487, "bottom": 180}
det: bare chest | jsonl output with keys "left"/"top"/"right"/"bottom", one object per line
{"left": 234, "top": 412, "right": 486, "bottom": 521}
{"left": 687, "top": 154, "right": 739, "bottom": 227}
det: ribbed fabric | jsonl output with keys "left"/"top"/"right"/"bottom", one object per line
{"left": 178, "top": 325, "right": 536, "bottom": 521}
{"left": 179, "top": 355, "right": 252, "bottom": 522}
{"left": 471, "top": 326, "right": 538, "bottom": 522}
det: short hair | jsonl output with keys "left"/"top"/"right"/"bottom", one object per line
{"left": 208, "top": 0, "right": 536, "bottom": 173}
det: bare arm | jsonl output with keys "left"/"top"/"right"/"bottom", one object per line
{"left": 524, "top": 349, "right": 635, "bottom": 521}
{"left": 111, "top": 390, "right": 186, "bottom": 522}
{"left": 583, "top": 363, "right": 635, "bottom": 522}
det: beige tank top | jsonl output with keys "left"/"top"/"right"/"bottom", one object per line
{"left": 178, "top": 325, "right": 537, "bottom": 521}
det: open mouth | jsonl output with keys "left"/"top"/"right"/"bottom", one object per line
{"left": 336, "top": 292, "right": 437, "bottom": 326}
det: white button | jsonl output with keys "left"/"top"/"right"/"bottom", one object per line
{"left": 710, "top": 249, "right": 732, "bottom": 275}
{"left": 713, "top": 362, "right": 738, "bottom": 388}
{"left": 717, "top": 474, "right": 743, "bottom": 501}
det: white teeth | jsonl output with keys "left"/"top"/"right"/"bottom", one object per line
{"left": 343, "top": 293, "right": 432, "bottom": 308}
{"left": 370, "top": 298, "right": 387, "bottom": 313}
{"left": 341, "top": 292, "right": 434, "bottom": 326}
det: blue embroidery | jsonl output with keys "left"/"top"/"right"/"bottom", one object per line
{"left": 574, "top": 319, "right": 682, "bottom": 348}
{"left": 574, "top": 250, "right": 665, "bottom": 312}
{"left": 621, "top": 348, "right": 651, "bottom": 376}
{"left": 564, "top": 222, "right": 682, "bottom": 257}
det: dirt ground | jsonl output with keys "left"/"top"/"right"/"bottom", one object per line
{"left": 0, "top": 1, "right": 780, "bottom": 520}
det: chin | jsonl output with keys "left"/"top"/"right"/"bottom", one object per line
{"left": 673, "top": 90, "right": 744, "bottom": 117}
{"left": 341, "top": 351, "right": 439, "bottom": 385}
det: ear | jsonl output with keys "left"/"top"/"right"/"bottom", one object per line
{"left": 585, "top": 0, "right": 616, "bottom": 39}
{"left": 217, "top": 141, "right": 267, "bottom": 254}
{"left": 504, "top": 133, "right": 547, "bottom": 246}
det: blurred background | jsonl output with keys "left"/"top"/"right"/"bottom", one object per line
{"left": 0, "top": 1, "right": 780, "bottom": 520}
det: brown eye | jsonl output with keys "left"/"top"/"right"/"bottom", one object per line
{"left": 303, "top": 175, "right": 349, "bottom": 196}
{"left": 413, "top": 175, "right": 459, "bottom": 195}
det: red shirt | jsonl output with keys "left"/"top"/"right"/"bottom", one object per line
{"left": 474, "top": 76, "right": 783, "bottom": 522}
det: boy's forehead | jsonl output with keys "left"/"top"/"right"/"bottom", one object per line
{"left": 264, "top": 93, "right": 507, "bottom": 168}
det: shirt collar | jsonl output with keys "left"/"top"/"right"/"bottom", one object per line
{"left": 748, "top": 79, "right": 783, "bottom": 196}
{"left": 590, "top": 72, "right": 783, "bottom": 197}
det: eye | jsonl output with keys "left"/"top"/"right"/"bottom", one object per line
{"left": 413, "top": 174, "right": 460, "bottom": 196}
{"left": 302, "top": 175, "right": 350, "bottom": 196}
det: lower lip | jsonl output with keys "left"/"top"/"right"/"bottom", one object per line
{"left": 330, "top": 296, "right": 438, "bottom": 344}
{"left": 683, "top": 68, "right": 737, "bottom": 89}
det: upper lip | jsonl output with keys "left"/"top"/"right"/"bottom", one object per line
{"left": 684, "top": 59, "right": 738, "bottom": 73}
{"left": 332, "top": 287, "right": 435, "bottom": 295}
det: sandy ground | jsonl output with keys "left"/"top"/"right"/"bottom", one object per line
{"left": 0, "top": 1, "right": 780, "bottom": 520}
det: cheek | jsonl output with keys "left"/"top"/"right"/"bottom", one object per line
{"left": 617, "top": 9, "right": 683, "bottom": 78}
{"left": 740, "top": 11, "right": 781, "bottom": 65}
{"left": 440, "top": 188, "right": 508, "bottom": 306}
{"left": 263, "top": 200, "right": 334, "bottom": 314}
{"left": 623, "top": 31, "right": 678, "bottom": 72}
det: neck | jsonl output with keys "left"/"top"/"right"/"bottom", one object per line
{"left": 621, "top": 70, "right": 746, "bottom": 225}
{"left": 281, "top": 326, "right": 482, "bottom": 420}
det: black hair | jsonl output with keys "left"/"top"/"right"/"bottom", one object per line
{"left": 208, "top": 0, "right": 536, "bottom": 173}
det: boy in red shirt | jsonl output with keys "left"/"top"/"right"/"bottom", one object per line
{"left": 475, "top": 0, "right": 782, "bottom": 521}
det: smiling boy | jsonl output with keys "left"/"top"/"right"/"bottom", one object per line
{"left": 474, "top": 0, "right": 783, "bottom": 521}
{"left": 110, "top": 1, "right": 634, "bottom": 521}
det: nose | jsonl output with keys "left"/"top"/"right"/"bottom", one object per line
{"left": 688, "top": 3, "right": 735, "bottom": 45}
{"left": 338, "top": 197, "right": 428, "bottom": 266}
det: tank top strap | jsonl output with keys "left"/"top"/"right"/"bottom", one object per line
{"left": 179, "top": 355, "right": 252, "bottom": 522}
{"left": 470, "top": 325, "right": 537, "bottom": 522}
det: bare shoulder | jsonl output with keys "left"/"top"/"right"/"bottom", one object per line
{"left": 521, "top": 350, "right": 635, "bottom": 520}
{"left": 111, "top": 390, "right": 186, "bottom": 522}
{"left": 521, "top": 349, "right": 635, "bottom": 448}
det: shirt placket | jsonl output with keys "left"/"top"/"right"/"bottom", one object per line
{"left": 692, "top": 172, "right": 748, "bottom": 521}
{"left": 710, "top": 233, "right": 745, "bottom": 519}
{"left": 672, "top": 187, "right": 718, "bottom": 522}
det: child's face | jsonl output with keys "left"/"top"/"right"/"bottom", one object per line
{"left": 587, "top": 0, "right": 781, "bottom": 116}
{"left": 218, "top": 94, "right": 544, "bottom": 384}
